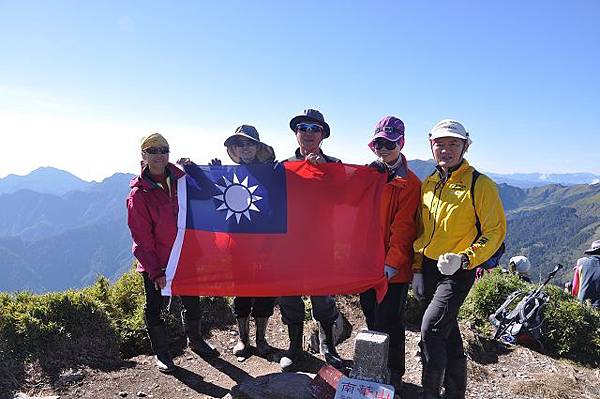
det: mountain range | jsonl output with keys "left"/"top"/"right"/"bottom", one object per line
{"left": 0, "top": 169, "right": 135, "bottom": 292}
{"left": 1, "top": 164, "right": 599, "bottom": 292}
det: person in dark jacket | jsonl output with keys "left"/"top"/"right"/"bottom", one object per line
{"left": 278, "top": 109, "right": 343, "bottom": 371}
{"left": 577, "top": 239, "right": 600, "bottom": 308}
{"left": 126, "top": 132, "right": 218, "bottom": 373}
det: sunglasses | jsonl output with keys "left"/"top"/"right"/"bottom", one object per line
{"left": 375, "top": 126, "right": 403, "bottom": 135}
{"left": 234, "top": 140, "right": 257, "bottom": 148}
{"left": 144, "top": 146, "right": 170, "bottom": 154}
{"left": 296, "top": 123, "right": 324, "bottom": 133}
{"left": 372, "top": 138, "right": 398, "bottom": 150}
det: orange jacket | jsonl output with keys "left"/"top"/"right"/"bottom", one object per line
{"left": 379, "top": 155, "right": 422, "bottom": 283}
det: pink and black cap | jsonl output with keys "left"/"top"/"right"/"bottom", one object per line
{"left": 368, "top": 116, "right": 405, "bottom": 152}
{"left": 289, "top": 109, "right": 331, "bottom": 138}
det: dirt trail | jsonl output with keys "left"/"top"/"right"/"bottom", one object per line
{"left": 8, "top": 297, "right": 600, "bottom": 399}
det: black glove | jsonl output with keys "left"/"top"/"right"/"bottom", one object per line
{"left": 209, "top": 158, "right": 222, "bottom": 166}
{"left": 367, "top": 160, "right": 387, "bottom": 174}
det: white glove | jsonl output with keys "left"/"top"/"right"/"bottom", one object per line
{"left": 384, "top": 264, "right": 398, "bottom": 280}
{"left": 412, "top": 272, "right": 424, "bottom": 300}
{"left": 437, "top": 253, "right": 463, "bottom": 275}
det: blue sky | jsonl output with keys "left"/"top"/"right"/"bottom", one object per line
{"left": 1, "top": 0, "right": 599, "bottom": 181}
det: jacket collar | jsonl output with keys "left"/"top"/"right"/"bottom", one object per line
{"left": 432, "top": 159, "right": 471, "bottom": 183}
{"left": 293, "top": 147, "right": 337, "bottom": 163}
{"left": 386, "top": 154, "right": 409, "bottom": 186}
{"left": 130, "top": 162, "right": 185, "bottom": 190}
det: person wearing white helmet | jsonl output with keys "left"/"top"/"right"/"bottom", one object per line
{"left": 508, "top": 255, "right": 532, "bottom": 283}
{"left": 412, "top": 119, "right": 507, "bottom": 399}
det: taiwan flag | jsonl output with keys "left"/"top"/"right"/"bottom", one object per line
{"left": 164, "top": 161, "right": 388, "bottom": 301}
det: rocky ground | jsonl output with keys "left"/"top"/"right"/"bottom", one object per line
{"left": 5, "top": 296, "right": 600, "bottom": 399}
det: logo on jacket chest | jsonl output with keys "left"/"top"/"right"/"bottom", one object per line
{"left": 447, "top": 183, "right": 467, "bottom": 198}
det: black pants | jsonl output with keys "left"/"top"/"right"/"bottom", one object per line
{"left": 142, "top": 272, "right": 201, "bottom": 327}
{"left": 360, "top": 282, "right": 409, "bottom": 374}
{"left": 233, "top": 296, "right": 275, "bottom": 318}
{"left": 420, "top": 257, "right": 475, "bottom": 389}
{"left": 278, "top": 295, "right": 339, "bottom": 325}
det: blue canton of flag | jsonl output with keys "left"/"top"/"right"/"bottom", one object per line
{"left": 183, "top": 163, "right": 288, "bottom": 234}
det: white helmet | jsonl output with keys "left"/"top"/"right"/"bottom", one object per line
{"left": 509, "top": 256, "right": 531, "bottom": 275}
{"left": 428, "top": 119, "right": 472, "bottom": 145}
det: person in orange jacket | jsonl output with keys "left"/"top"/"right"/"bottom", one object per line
{"left": 359, "top": 116, "right": 421, "bottom": 388}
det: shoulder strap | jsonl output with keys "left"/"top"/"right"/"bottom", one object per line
{"left": 471, "top": 169, "right": 482, "bottom": 236}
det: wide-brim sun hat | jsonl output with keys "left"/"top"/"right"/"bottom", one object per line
{"left": 224, "top": 125, "right": 275, "bottom": 164}
{"left": 429, "top": 119, "right": 472, "bottom": 145}
{"left": 289, "top": 108, "right": 331, "bottom": 138}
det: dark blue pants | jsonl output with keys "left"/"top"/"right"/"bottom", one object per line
{"left": 233, "top": 296, "right": 275, "bottom": 318}
{"left": 142, "top": 272, "right": 200, "bottom": 327}
{"left": 278, "top": 295, "right": 339, "bottom": 325}
{"left": 360, "top": 282, "right": 409, "bottom": 375}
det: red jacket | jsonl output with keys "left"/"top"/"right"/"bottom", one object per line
{"left": 126, "top": 163, "right": 185, "bottom": 282}
{"left": 380, "top": 155, "right": 421, "bottom": 283}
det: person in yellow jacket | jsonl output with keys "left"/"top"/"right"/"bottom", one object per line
{"left": 412, "top": 119, "right": 506, "bottom": 399}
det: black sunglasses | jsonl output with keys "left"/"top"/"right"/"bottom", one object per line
{"left": 144, "top": 146, "right": 170, "bottom": 154}
{"left": 234, "top": 140, "right": 257, "bottom": 148}
{"left": 372, "top": 138, "right": 398, "bottom": 150}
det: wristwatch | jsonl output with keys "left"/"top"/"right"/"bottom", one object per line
{"left": 460, "top": 254, "right": 470, "bottom": 269}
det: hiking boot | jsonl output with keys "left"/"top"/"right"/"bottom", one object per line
{"left": 320, "top": 321, "right": 343, "bottom": 369}
{"left": 280, "top": 322, "right": 304, "bottom": 371}
{"left": 255, "top": 317, "right": 272, "bottom": 356}
{"left": 233, "top": 317, "right": 250, "bottom": 357}
{"left": 390, "top": 368, "right": 404, "bottom": 391}
{"left": 443, "top": 356, "right": 467, "bottom": 399}
{"left": 422, "top": 365, "right": 444, "bottom": 399}
{"left": 182, "top": 317, "right": 219, "bottom": 358}
{"left": 388, "top": 345, "right": 405, "bottom": 379}
{"left": 155, "top": 352, "right": 176, "bottom": 373}
{"left": 147, "top": 325, "right": 175, "bottom": 373}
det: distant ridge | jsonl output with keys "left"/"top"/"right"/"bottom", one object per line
{"left": 0, "top": 166, "right": 91, "bottom": 195}
{"left": 1, "top": 164, "right": 599, "bottom": 292}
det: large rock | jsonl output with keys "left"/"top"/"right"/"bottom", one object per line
{"left": 227, "top": 372, "right": 315, "bottom": 399}
{"left": 349, "top": 330, "right": 390, "bottom": 384}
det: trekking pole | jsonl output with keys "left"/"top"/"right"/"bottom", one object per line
{"left": 530, "top": 264, "right": 563, "bottom": 297}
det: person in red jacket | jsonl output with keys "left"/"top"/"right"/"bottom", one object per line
{"left": 359, "top": 116, "right": 421, "bottom": 388}
{"left": 126, "top": 131, "right": 218, "bottom": 373}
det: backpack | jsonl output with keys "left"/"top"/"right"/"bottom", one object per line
{"left": 471, "top": 169, "right": 506, "bottom": 269}
{"left": 489, "top": 264, "right": 563, "bottom": 348}
{"left": 489, "top": 289, "right": 548, "bottom": 347}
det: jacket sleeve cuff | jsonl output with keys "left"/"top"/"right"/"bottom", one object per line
{"left": 147, "top": 267, "right": 166, "bottom": 282}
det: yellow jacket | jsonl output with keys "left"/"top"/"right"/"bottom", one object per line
{"left": 413, "top": 160, "right": 507, "bottom": 271}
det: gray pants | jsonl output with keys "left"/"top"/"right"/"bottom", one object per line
{"left": 279, "top": 295, "right": 339, "bottom": 325}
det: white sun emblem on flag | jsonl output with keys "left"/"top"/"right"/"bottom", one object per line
{"left": 213, "top": 173, "right": 262, "bottom": 223}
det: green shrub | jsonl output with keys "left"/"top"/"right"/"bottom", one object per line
{"left": 541, "top": 285, "right": 600, "bottom": 366}
{"left": 86, "top": 269, "right": 148, "bottom": 357}
{"left": 0, "top": 289, "right": 122, "bottom": 395}
{"left": 460, "top": 269, "right": 600, "bottom": 366}
{"left": 460, "top": 269, "right": 528, "bottom": 327}
{"left": 405, "top": 290, "right": 423, "bottom": 329}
